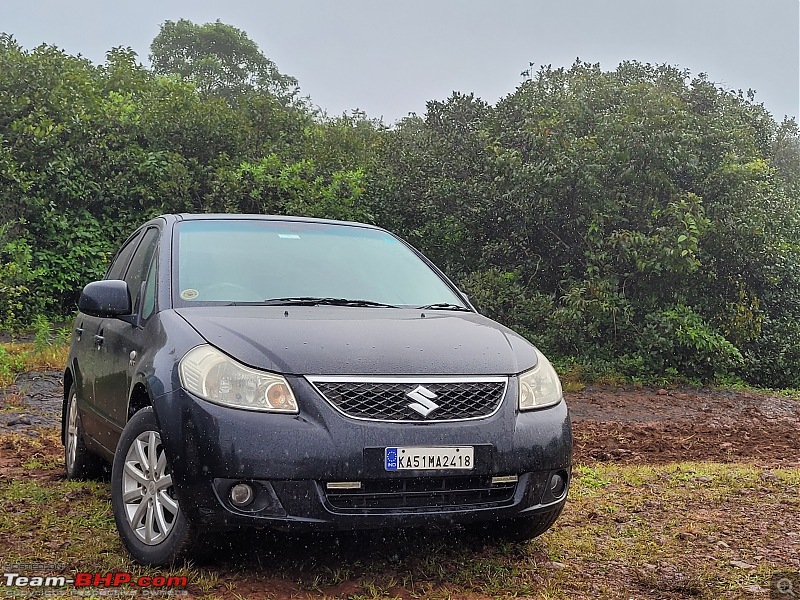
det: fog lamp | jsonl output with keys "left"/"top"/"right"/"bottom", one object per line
{"left": 230, "top": 483, "right": 254, "bottom": 507}
{"left": 550, "top": 472, "right": 567, "bottom": 498}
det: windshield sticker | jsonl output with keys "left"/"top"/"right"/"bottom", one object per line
{"left": 278, "top": 234, "right": 301, "bottom": 239}
{"left": 180, "top": 289, "right": 199, "bottom": 300}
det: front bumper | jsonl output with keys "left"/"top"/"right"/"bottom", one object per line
{"left": 153, "top": 375, "right": 572, "bottom": 530}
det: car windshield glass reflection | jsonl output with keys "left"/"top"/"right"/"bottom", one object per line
{"left": 176, "top": 220, "right": 467, "bottom": 308}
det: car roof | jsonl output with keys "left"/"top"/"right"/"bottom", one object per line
{"left": 170, "top": 213, "right": 384, "bottom": 231}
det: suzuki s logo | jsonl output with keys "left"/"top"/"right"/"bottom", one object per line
{"left": 406, "top": 385, "right": 439, "bottom": 417}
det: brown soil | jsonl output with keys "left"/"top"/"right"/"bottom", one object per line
{"left": 569, "top": 385, "right": 800, "bottom": 466}
{"left": 0, "top": 371, "right": 64, "bottom": 433}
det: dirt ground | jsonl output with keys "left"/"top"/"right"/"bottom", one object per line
{"left": 0, "top": 371, "right": 64, "bottom": 432}
{"left": 1, "top": 372, "right": 799, "bottom": 599}
{"left": 3, "top": 371, "right": 800, "bottom": 467}
{"left": 570, "top": 385, "right": 800, "bottom": 466}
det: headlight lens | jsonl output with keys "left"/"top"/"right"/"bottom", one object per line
{"left": 518, "top": 349, "right": 563, "bottom": 410}
{"left": 179, "top": 345, "right": 298, "bottom": 413}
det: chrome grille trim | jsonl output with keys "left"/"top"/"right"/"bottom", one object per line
{"left": 305, "top": 375, "right": 508, "bottom": 423}
{"left": 322, "top": 476, "right": 518, "bottom": 511}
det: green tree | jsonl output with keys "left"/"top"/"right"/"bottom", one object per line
{"left": 149, "top": 19, "right": 299, "bottom": 104}
{"left": 367, "top": 93, "right": 496, "bottom": 279}
{"left": 367, "top": 60, "right": 800, "bottom": 384}
{"left": 4, "top": 22, "right": 800, "bottom": 386}
{"left": 206, "top": 154, "right": 368, "bottom": 222}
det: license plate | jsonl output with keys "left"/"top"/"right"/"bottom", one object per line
{"left": 385, "top": 446, "right": 474, "bottom": 471}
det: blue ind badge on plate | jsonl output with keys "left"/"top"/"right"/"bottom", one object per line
{"left": 385, "top": 448, "right": 398, "bottom": 470}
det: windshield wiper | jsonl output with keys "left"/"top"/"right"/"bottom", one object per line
{"left": 416, "top": 303, "right": 471, "bottom": 311}
{"left": 261, "top": 296, "right": 399, "bottom": 308}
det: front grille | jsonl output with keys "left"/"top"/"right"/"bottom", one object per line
{"left": 324, "top": 476, "right": 517, "bottom": 511}
{"left": 307, "top": 377, "right": 507, "bottom": 422}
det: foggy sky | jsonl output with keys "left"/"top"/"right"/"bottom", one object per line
{"left": 2, "top": 0, "right": 798, "bottom": 124}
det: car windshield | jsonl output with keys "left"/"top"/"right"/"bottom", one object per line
{"left": 174, "top": 219, "right": 467, "bottom": 308}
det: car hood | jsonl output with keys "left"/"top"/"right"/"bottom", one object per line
{"left": 174, "top": 306, "right": 538, "bottom": 375}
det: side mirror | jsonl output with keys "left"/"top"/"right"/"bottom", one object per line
{"left": 78, "top": 280, "right": 132, "bottom": 318}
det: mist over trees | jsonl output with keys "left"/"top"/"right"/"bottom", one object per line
{"left": 0, "top": 21, "right": 798, "bottom": 386}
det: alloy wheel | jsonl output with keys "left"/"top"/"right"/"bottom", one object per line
{"left": 120, "top": 430, "right": 179, "bottom": 545}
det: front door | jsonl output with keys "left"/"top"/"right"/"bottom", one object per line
{"left": 92, "top": 227, "right": 160, "bottom": 450}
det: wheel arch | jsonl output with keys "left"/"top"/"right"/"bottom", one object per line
{"left": 128, "top": 381, "right": 153, "bottom": 421}
{"left": 62, "top": 367, "right": 75, "bottom": 445}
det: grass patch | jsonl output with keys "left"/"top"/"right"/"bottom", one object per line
{"left": 549, "top": 462, "right": 798, "bottom": 598}
{"left": 552, "top": 352, "right": 800, "bottom": 398}
{"left": 0, "top": 341, "right": 70, "bottom": 386}
{"left": 0, "top": 320, "right": 70, "bottom": 386}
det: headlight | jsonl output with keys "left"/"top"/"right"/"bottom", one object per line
{"left": 518, "top": 348, "right": 563, "bottom": 410}
{"left": 179, "top": 345, "right": 298, "bottom": 413}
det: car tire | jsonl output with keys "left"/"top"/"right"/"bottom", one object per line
{"left": 64, "top": 385, "right": 105, "bottom": 480}
{"left": 481, "top": 504, "right": 565, "bottom": 542}
{"left": 111, "top": 407, "right": 194, "bottom": 566}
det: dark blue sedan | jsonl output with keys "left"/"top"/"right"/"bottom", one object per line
{"left": 63, "top": 214, "right": 572, "bottom": 566}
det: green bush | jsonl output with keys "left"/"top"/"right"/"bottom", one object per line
{"left": 637, "top": 305, "right": 743, "bottom": 381}
{"left": 460, "top": 268, "right": 556, "bottom": 351}
{"left": 2, "top": 28, "right": 799, "bottom": 386}
{"left": 0, "top": 225, "right": 41, "bottom": 331}
{"left": 740, "top": 316, "right": 800, "bottom": 388}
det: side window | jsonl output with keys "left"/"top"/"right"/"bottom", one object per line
{"left": 105, "top": 231, "right": 143, "bottom": 281}
{"left": 141, "top": 256, "right": 158, "bottom": 320}
{"left": 123, "top": 228, "right": 160, "bottom": 314}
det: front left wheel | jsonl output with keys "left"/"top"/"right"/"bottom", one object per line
{"left": 111, "top": 407, "right": 194, "bottom": 566}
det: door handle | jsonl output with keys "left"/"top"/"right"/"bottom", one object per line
{"left": 75, "top": 326, "right": 83, "bottom": 340}
{"left": 93, "top": 333, "right": 104, "bottom": 348}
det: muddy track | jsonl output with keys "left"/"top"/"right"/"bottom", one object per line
{"left": 0, "top": 371, "right": 64, "bottom": 434}
{"left": 569, "top": 386, "right": 800, "bottom": 467}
